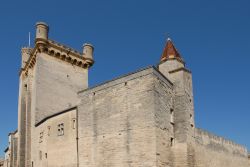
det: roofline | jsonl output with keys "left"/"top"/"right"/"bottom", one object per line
{"left": 20, "top": 38, "right": 94, "bottom": 76}
{"left": 196, "top": 128, "right": 248, "bottom": 150}
{"left": 78, "top": 65, "right": 173, "bottom": 95}
{"left": 35, "top": 106, "right": 77, "bottom": 127}
{"left": 169, "top": 67, "right": 191, "bottom": 74}
{"left": 158, "top": 57, "right": 185, "bottom": 66}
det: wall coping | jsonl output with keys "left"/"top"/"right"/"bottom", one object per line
{"left": 195, "top": 128, "right": 247, "bottom": 151}
{"left": 78, "top": 66, "right": 173, "bottom": 95}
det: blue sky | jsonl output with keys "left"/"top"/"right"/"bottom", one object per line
{"left": 0, "top": 0, "right": 250, "bottom": 156}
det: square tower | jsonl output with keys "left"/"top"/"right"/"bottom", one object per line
{"left": 17, "top": 22, "right": 94, "bottom": 167}
{"left": 158, "top": 39, "right": 195, "bottom": 167}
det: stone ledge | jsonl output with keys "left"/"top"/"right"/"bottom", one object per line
{"left": 35, "top": 106, "right": 77, "bottom": 127}
{"left": 20, "top": 38, "right": 94, "bottom": 76}
{"left": 78, "top": 66, "right": 173, "bottom": 96}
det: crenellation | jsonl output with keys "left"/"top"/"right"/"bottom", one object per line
{"left": 3, "top": 22, "right": 249, "bottom": 167}
{"left": 195, "top": 128, "right": 247, "bottom": 152}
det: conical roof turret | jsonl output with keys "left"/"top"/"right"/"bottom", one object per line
{"left": 160, "top": 38, "right": 184, "bottom": 64}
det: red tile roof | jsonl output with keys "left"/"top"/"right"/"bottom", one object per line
{"left": 160, "top": 38, "right": 184, "bottom": 63}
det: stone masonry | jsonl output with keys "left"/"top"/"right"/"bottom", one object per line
{"left": 2, "top": 22, "right": 249, "bottom": 167}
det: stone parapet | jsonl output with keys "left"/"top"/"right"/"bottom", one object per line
{"left": 195, "top": 128, "right": 248, "bottom": 157}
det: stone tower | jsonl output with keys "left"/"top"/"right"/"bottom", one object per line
{"left": 17, "top": 22, "right": 94, "bottom": 167}
{"left": 158, "top": 38, "right": 195, "bottom": 167}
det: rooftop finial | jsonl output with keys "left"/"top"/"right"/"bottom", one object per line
{"left": 164, "top": 32, "right": 171, "bottom": 42}
{"left": 28, "top": 32, "right": 31, "bottom": 47}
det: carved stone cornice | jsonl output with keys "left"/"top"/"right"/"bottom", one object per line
{"left": 20, "top": 39, "right": 94, "bottom": 76}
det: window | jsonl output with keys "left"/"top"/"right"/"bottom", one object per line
{"left": 72, "top": 119, "right": 76, "bottom": 129}
{"left": 170, "top": 137, "right": 174, "bottom": 147}
{"left": 24, "top": 84, "right": 28, "bottom": 91}
{"left": 45, "top": 153, "right": 47, "bottom": 159}
{"left": 190, "top": 114, "right": 194, "bottom": 128}
{"left": 170, "top": 108, "right": 174, "bottom": 124}
{"left": 39, "top": 132, "right": 43, "bottom": 143}
{"left": 58, "top": 123, "right": 64, "bottom": 136}
{"left": 47, "top": 126, "right": 51, "bottom": 136}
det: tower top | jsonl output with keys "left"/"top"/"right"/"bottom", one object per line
{"left": 160, "top": 39, "right": 184, "bottom": 64}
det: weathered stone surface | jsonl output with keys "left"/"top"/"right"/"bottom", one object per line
{"left": 5, "top": 22, "right": 249, "bottom": 167}
{"left": 31, "top": 109, "right": 77, "bottom": 167}
{"left": 34, "top": 53, "right": 87, "bottom": 124}
{"left": 195, "top": 128, "right": 249, "bottom": 167}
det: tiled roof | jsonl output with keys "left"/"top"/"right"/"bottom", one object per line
{"left": 160, "top": 38, "right": 184, "bottom": 63}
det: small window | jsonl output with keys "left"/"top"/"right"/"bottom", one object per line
{"left": 72, "top": 119, "right": 76, "bottom": 129}
{"left": 170, "top": 137, "right": 174, "bottom": 147}
{"left": 47, "top": 126, "right": 51, "bottom": 136}
{"left": 45, "top": 153, "right": 47, "bottom": 159}
{"left": 24, "top": 84, "right": 28, "bottom": 91}
{"left": 190, "top": 114, "right": 194, "bottom": 128}
{"left": 39, "top": 132, "right": 43, "bottom": 143}
{"left": 170, "top": 108, "right": 174, "bottom": 124}
{"left": 58, "top": 123, "right": 64, "bottom": 136}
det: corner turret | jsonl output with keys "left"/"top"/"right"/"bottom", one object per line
{"left": 82, "top": 43, "right": 94, "bottom": 67}
{"left": 158, "top": 38, "right": 195, "bottom": 167}
{"left": 158, "top": 38, "right": 195, "bottom": 143}
{"left": 160, "top": 38, "right": 184, "bottom": 64}
{"left": 35, "top": 22, "right": 49, "bottom": 44}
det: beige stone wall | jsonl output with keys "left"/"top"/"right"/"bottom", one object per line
{"left": 33, "top": 52, "right": 88, "bottom": 124}
{"left": 31, "top": 109, "right": 77, "bottom": 167}
{"left": 78, "top": 67, "right": 175, "bottom": 167}
{"left": 248, "top": 155, "right": 250, "bottom": 166}
{"left": 17, "top": 74, "right": 27, "bottom": 167}
{"left": 194, "top": 128, "right": 249, "bottom": 167}
{"left": 0, "top": 159, "right": 4, "bottom": 167}
{"left": 153, "top": 72, "right": 175, "bottom": 167}
{"left": 8, "top": 132, "right": 18, "bottom": 167}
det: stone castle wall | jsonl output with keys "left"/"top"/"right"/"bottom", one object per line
{"left": 194, "top": 128, "right": 249, "bottom": 167}
{"left": 153, "top": 70, "right": 175, "bottom": 167}
{"left": 77, "top": 67, "right": 174, "bottom": 167}
{"left": 33, "top": 53, "right": 88, "bottom": 124}
{"left": 31, "top": 109, "right": 77, "bottom": 167}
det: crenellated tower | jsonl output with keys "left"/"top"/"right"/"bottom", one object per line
{"left": 158, "top": 38, "right": 195, "bottom": 167}
{"left": 17, "top": 22, "right": 94, "bottom": 167}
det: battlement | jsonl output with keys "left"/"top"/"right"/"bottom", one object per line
{"left": 195, "top": 128, "right": 248, "bottom": 157}
{"left": 20, "top": 22, "right": 94, "bottom": 76}
{"left": 48, "top": 39, "right": 82, "bottom": 56}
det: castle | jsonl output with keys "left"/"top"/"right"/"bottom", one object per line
{"left": 2, "top": 22, "right": 250, "bottom": 167}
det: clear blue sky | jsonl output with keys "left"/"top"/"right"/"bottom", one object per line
{"left": 0, "top": 0, "right": 249, "bottom": 156}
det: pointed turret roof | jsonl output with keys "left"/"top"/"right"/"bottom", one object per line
{"left": 160, "top": 38, "right": 184, "bottom": 63}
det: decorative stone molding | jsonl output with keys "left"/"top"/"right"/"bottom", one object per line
{"left": 20, "top": 39, "right": 94, "bottom": 76}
